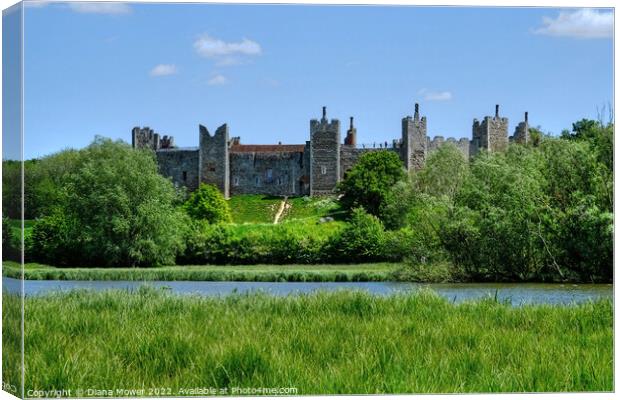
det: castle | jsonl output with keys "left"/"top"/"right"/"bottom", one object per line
{"left": 132, "top": 104, "right": 530, "bottom": 198}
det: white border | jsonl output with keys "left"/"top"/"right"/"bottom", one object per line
{"left": 0, "top": 1, "right": 616, "bottom": 400}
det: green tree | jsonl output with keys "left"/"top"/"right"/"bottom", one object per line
{"left": 328, "top": 207, "right": 386, "bottom": 263}
{"left": 27, "top": 149, "right": 81, "bottom": 218}
{"left": 3, "top": 150, "right": 81, "bottom": 220}
{"left": 2, "top": 216, "right": 18, "bottom": 261}
{"left": 184, "top": 183, "right": 232, "bottom": 223}
{"left": 31, "top": 137, "right": 188, "bottom": 267}
{"left": 382, "top": 144, "right": 468, "bottom": 231}
{"left": 528, "top": 127, "right": 543, "bottom": 147}
{"left": 2, "top": 160, "right": 21, "bottom": 219}
{"left": 413, "top": 143, "right": 468, "bottom": 201}
{"left": 443, "top": 146, "right": 548, "bottom": 281}
{"left": 338, "top": 150, "right": 406, "bottom": 224}
{"left": 560, "top": 119, "right": 613, "bottom": 171}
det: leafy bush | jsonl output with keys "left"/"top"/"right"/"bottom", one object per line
{"left": 2, "top": 217, "right": 18, "bottom": 261}
{"left": 31, "top": 211, "right": 79, "bottom": 265}
{"left": 3, "top": 150, "right": 81, "bottom": 220}
{"left": 327, "top": 208, "right": 388, "bottom": 263}
{"left": 185, "top": 183, "right": 232, "bottom": 223}
{"left": 31, "top": 137, "right": 188, "bottom": 267}
{"left": 178, "top": 220, "right": 340, "bottom": 265}
{"left": 178, "top": 214, "right": 405, "bottom": 265}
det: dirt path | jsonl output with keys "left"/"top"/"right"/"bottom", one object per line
{"left": 273, "top": 196, "right": 288, "bottom": 224}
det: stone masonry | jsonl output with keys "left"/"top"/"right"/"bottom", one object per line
{"left": 309, "top": 107, "right": 341, "bottom": 195}
{"left": 199, "top": 123, "right": 230, "bottom": 198}
{"left": 511, "top": 111, "right": 530, "bottom": 145}
{"left": 131, "top": 103, "right": 530, "bottom": 197}
{"left": 471, "top": 104, "right": 509, "bottom": 157}
{"left": 401, "top": 103, "right": 428, "bottom": 172}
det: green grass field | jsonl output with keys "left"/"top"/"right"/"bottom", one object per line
{"left": 2, "top": 289, "right": 612, "bottom": 395}
{"left": 2, "top": 261, "right": 401, "bottom": 282}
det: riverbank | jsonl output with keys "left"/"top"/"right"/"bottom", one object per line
{"left": 4, "top": 261, "right": 608, "bottom": 283}
{"left": 3, "top": 288, "right": 612, "bottom": 395}
{"left": 2, "top": 261, "right": 405, "bottom": 282}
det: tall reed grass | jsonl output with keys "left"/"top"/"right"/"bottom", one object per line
{"left": 3, "top": 288, "right": 612, "bottom": 395}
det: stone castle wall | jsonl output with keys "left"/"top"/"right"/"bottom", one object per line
{"left": 427, "top": 136, "right": 470, "bottom": 159}
{"left": 199, "top": 124, "right": 230, "bottom": 198}
{"left": 472, "top": 105, "right": 509, "bottom": 156}
{"left": 309, "top": 109, "right": 341, "bottom": 195}
{"left": 132, "top": 127, "right": 160, "bottom": 151}
{"left": 511, "top": 112, "right": 530, "bottom": 144}
{"left": 401, "top": 104, "right": 427, "bottom": 172}
{"left": 487, "top": 117, "right": 509, "bottom": 152}
{"left": 229, "top": 150, "right": 307, "bottom": 196}
{"left": 156, "top": 148, "right": 200, "bottom": 192}
{"left": 132, "top": 104, "right": 528, "bottom": 197}
{"left": 132, "top": 127, "right": 175, "bottom": 151}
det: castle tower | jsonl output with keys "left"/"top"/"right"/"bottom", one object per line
{"left": 344, "top": 116, "right": 357, "bottom": 146}
{"left": 513, "top": 111, "right": 529, "bottom": 145}
{"left": 471, "top": 104, "right": 509, "bottom": 156}
{"left": 199, "top": 123, "right": 230, "bottom": 198}
{"left": 401, "top": 103, "right": 427, "bottom": 171}
{"left": 132, "top": 126, "right": 160, "bottom": 150}
{"left": 309, "top": 106, "right": 341, "bottom": 195}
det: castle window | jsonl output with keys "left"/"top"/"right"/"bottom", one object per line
{"left": 182, "top": 171, "right": 187, "bottom": 182}
{"left": 321, "top": 165, "right": 327, "bottom": 175}
{"left": 266, "top": 169, "right": 273, "bottom": 179}
{"left": 233, "top": 176, "right": 240, "bottom": 186}
{"left": 277, "top": 177, "right": 282, "bottom": 185}
{"left": 208, "top": 163, "right": 216, "bottom": 172}
{"left": 255, "top": 177, "right": 260, "bottom": 186}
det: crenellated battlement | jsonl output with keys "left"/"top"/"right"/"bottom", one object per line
{"left": 426, "top": 135, "right": 470, "bottom": 159}
{"left": 511, "top": 112, "right": 530, "bottom": 145}
{"left": 135, "top": 102, "right": 530, "bottom": 197}
{"left": 310, "top": 107, "right": 341, "bottom": 137}
{"left": 309, "top": 106, "right": 341, "bottom": 195}
{"left": 132, "top": 127, "right": 175, "bottom": 151}
{"left": 471, "top": 104, "right": 509, "bottom": 155}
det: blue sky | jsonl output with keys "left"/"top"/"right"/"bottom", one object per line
{"left": 16, "top": 3, "right": 614, "bottom": 159}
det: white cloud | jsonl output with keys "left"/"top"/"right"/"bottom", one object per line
{"left": 534, "top": 8, "right": 613, "bottom": 39}
{"left": 194, "top": 34, "right": 261, "bottom": 65}
{"left": 207, "top": 74, "right": 229, "bottom": 86}
{"left": 149, "top": 64, "right": 177, "bottom": 77}
{"left": 418, "top": 89, "right": 453, "bottom": 102}
{"left": 68, "top": 2, "right": 131, "bottom": 15}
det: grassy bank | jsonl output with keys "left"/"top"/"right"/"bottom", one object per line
{"left": 3, "top": 288, "right": 612, "bottom": 395}
{"left": 227, "top": 195, "right": 282, "bottom": 223}
{"left": 2, "top": 261, "right": 402, "bottom": 282}
{"left": 227, "top": 195, "right": 342, "bottom": 224}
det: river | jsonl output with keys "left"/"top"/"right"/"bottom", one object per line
{"left": 2, "top": 277, "right": 612, "bottom": 305}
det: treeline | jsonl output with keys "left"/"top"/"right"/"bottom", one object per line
{"left": 2, "top": 137, "right": 404, "bottom": 267}
{"left": 339, "top": 120, "right": 612, "bottom": 282}
{"left": 2, "top": 119, "right": 613, "bottom": 282}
